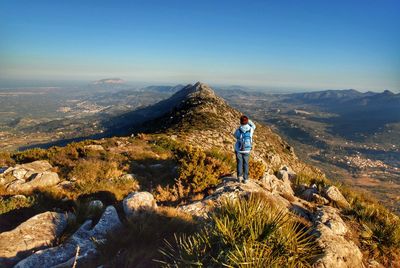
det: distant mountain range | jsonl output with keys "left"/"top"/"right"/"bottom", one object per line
{"left": 92, "top": 78, "right": 125, "bottom": 85}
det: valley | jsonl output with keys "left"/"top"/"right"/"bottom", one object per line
{"left": 0, "top": 82, "right": 399, "bottom": 213}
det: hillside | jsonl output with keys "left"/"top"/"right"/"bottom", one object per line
{"left": 218, "top": 88, "right": 400, "bottom": 213}
{"left": 0, "top": 83, "right": 399, "bottom": 267}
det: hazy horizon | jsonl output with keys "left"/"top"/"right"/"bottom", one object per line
{"left": 1, "top": 0, "right": 399, "bottom": 92}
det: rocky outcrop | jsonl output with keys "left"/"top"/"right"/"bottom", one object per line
{"left": 1, "top": 160, "right": 60, "bottom": 193}
{"left": 179, "top": 174, "right": 363, "bottom": 268}
{"left": 179, "top": 177, "right": 297, "bottom": 219}
{"left": 14, "top": 206, "right": 121, "bottom": 268}
{"left": 313, "top": 206, "right": 363, "bottom": 268}
{"left": 261, "top": 173, "right": 295, "bottom": 199}
{"left": 323, "top": 186, "right": 350, "bottom": 208}
{"left": 123, "top": 191, "right": 158, "bottom": 218}
{"left": 0, "top": 211, "right": 69, "bottom": 267}
{"left": 300, "top": 187, "right": 329, "bottom": 205}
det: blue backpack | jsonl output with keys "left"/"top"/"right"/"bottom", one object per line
{"left": 239, "top": 129, "right": 252, "bottom": 151}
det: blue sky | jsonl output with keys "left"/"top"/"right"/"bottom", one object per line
{"left": 0, "top": 0, "right": 399, "bottom": 91}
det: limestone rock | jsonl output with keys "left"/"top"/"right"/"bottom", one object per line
{"left": 179, "top": 177, "right": 292, "bottom": 219}
{"left": 0, "top": 211, "right": 69, "bottom": 267}
{"left": 7, "top": 171, "right": 60, "bottom": 192}
{"left": 123, "top": 192, "right": 158, "bottom": 218}
{"left": 14, "top": 206, "right": 121, "bottom": 268}
{"left": 2, "top": 160, "right": 60, "bottom": 193}
{"left": 313, "top": 206, "right": 363, "bottom": 268}
{"left": 84, "top": 144, "right": 105, "bottom": 151}
{"left": 119, "top": 173, "right": 136, "bottom": 181}
{"left": 261, "top": 173, "right": 294, "bottom": 199}
{"left": 300, "top": 187, "right": 318, "bottom": 201}
{"left": 16, "top": 160, "right": 52, "bottom": 173}
{"left": 277, "top": 170, "right": 289, "bottom": 181}
{"left": 323, "top": 186, "right": 350, "bottom": 208}
{"left": 88, "top": 200, "right": 104, "bottom": 211}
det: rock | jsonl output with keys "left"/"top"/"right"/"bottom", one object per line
{"left": 7, "top": 171, "right": 60, "bottom": 192}
{"left": 56, "top": 180, "right": 75, "bottom": 190}
{"left": 312, "top": 206, "right": 363, "bottom": 268}
{"left": 312, "top": 193, "right": 330, "bottom": 205}
{"left": 119, "top": 174, "right": 136, "bottom": 181}
{"left": 12, "top": 169, "right": 28, "bottom": 180}
{"left": 278, "top": 166, "right": 297, "bottom": 181}
{"left": 367, "top": 259, "right": 384, "bottom": 268}
{"left": 0, "top": 211, "right": 69, "bottom": 267}
{"left": 123, "top": 192, "right": 158, "bottom": 218}
{"left": 2, "top": 161, "right": 60, "bottom": 193}
{"left": 300, "top": 187, "right": 318, "bottom": 201}
{"left": 14, "top": 206, "right": 121, "bottom": 268}
{"left": 300, "top": 188, "right": 329, "bottom": 205}
{"left": 17, "top": 160, "right": 53, "bottom": 173}
{"left": 84, "top": 144, "right": 104, "bottom": 151}
{"left": 179, "top": 177, "right": 292, "bottom": 219}
{"left": 323, "top": 186, "right": 350, "bottom": 208}
{"left": 277, "top": 170, "right": 289, "bottom": 181}
{"left": 88, "top": 200, "right": 104, "bottom": 211}
{"left": 262, "top": 173, "right": 295, "bottom": 200}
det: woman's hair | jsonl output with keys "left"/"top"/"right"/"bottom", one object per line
{"left": 240, "top": 115, "right": 249, "bottom": 125}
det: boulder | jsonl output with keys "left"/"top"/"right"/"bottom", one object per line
{"left": 88, "top": 200, "right": 104, "bottom": 211}
{"left": 84, "top": 144, "right": 104, "bottom": 151}
{"left": 300, "top": 187, "right": 318, "bottom": 201}
{"left": 14, "top": 206, "right": 121, "bottom": 268}
{"left": 276, "top": 170, "right": 289, "bottom": 181}
{"left": 7, "top": 171, "right": 60, "bottom": 192}
{"left": 323, "top": 186, "right": 350, "bottom": 208}
{"left": 312, "top": 206, "right": 363, "bottom": 268}
{"left": 312, "top": 193, "right": 330, "bottom": 205}
{"left": 280, "top": 165, "right": 297, "bottom": 180}
{"left": 2, "top": 161, "right": 60, "bottom": 193}
{"left": 118, "top": 173, "right": 136, "bottom": 181}
{"left": 16, "top": 160, "right": 53, "bottom": 173}
{"left": 262, "top": 173, "right": 295, "bottom": 199}
{"left": 179, "top": 177, "right": 292, "bottom": 219}
{"left": 300, "top": 188, "right": 329, "bottom": 205}
{"left": 0, "top": 211, "right": 69, "bottom": 267}
{"left": 123, "top": 192, "right": 158, "bottom": 218}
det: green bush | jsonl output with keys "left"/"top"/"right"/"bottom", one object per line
{"left": 157, "top": 194, "right": 320, "bottom": 267}
{"left": 0, "top": 195, "right": 37, "bottom": 214}
{"left": 13, "top": 148, "right": 49, "bottom": 163}
{"left": 176, "top": 145, "right": 231, "bottom": 195}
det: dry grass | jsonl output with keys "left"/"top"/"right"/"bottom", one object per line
{"left": 96, "top": 206, "right": 197, "bottom": 268}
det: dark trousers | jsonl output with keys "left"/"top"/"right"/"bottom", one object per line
{"left": 236, "top": 151, "right": 250, "bottom": 181}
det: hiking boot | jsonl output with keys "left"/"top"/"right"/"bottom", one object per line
{"left": 238, "top": 176, "right": 244, "bottom": 183}
{"left": 243, "top": 179, "right": 248, "bottom": 184}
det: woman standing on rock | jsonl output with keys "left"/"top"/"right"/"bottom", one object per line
{"left": 234, "top": 115, "right": 256, "bottom": 183}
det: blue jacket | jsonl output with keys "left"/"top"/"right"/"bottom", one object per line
{"left": 234, "top": 120, "right": 256, "bottom": 153}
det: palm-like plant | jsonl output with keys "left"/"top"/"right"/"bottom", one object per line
{"left": 156, "top": 194, "right": 321, "bottom": 267}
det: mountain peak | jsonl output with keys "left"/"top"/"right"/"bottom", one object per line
{"left": 176, "top": 82, "right": 217, "bottom": 100}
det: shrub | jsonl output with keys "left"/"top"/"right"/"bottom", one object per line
{"left": 0, "top": 195, "right": 37, "bottom": 214}
{"left": 249, "top": 159, "right": 266, "bottom": 180}
{"left": 0, "top": 151, "right": 15, "bottom": 166}
{"left": 157, "top": 194, "right": 320, "bottom": 267}
{"left": 69, "top": 159, "right": 122, "bottom": 182}
{"left": 176, "top": 145, "right": 231, "bottom": 195}
{"left": 343, "top": 190, "right": 400, "bottom": 264}
{"left": 12, "top": 148, "right": 49, "bottom": 163}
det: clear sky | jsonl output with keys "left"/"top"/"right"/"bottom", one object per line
{"left": 1, "top": 0, "right": 399, "bottom": 91}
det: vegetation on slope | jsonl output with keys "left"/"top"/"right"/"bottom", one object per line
{"left": 157, "top": 194, "right": 320, "bottom": 267}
